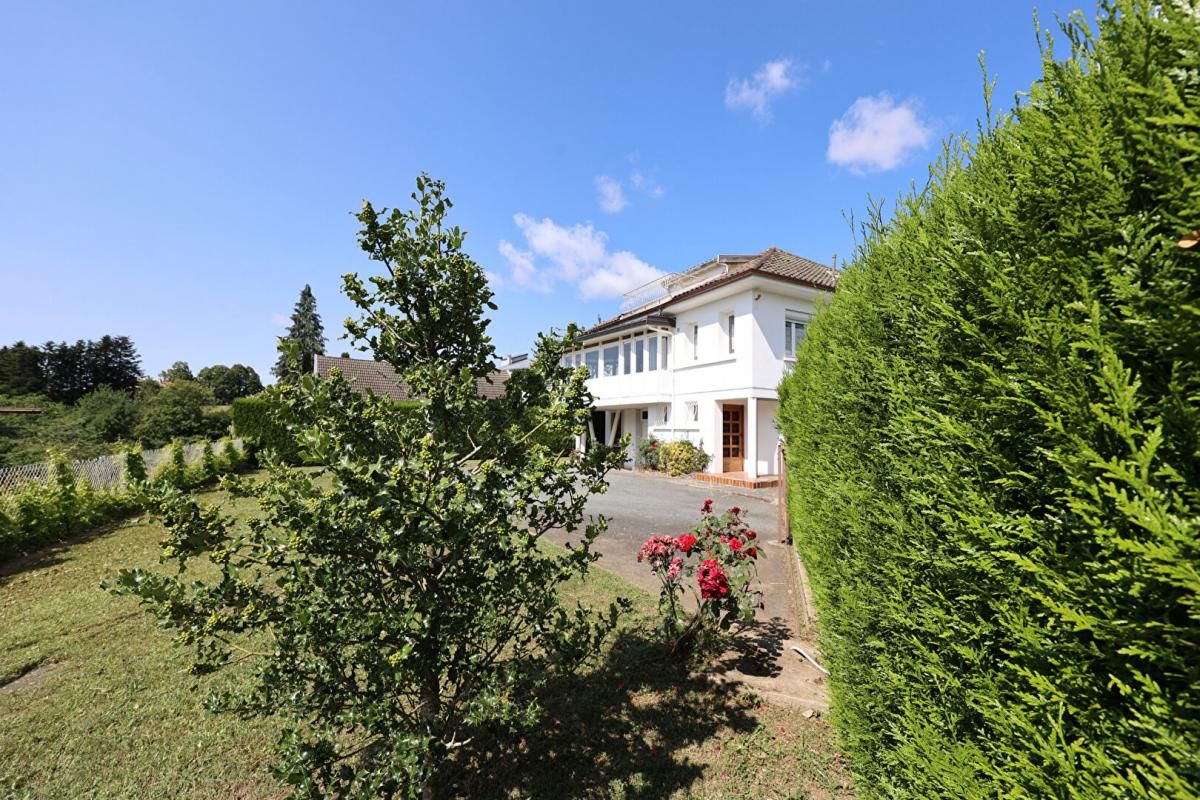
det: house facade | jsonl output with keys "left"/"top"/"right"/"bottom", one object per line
{"left": 567, "top": 248, "right": 837, "bottom": 482}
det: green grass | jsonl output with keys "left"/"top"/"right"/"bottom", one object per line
{"left": 1, "top": 475, "right": 851, "bottom": 799}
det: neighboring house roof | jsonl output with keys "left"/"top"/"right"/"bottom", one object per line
{"left": 0, "top": 407, "right": 42, "bottom": 414}
{"left": 313, "top": 355, "right": 509, "bottom": 401}
{"left": 583, "top": 247, "right": 838, "bottom": 339}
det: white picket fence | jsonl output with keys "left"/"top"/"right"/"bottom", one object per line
{"left": 0, "top": 440, "right": 244, "bottom": 495}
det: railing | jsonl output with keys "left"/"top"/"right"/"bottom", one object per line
{"left": 0, "top": 440, "right": 243, "bottom": 495}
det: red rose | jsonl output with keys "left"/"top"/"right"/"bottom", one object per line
{"left": 698, "top": 559, "right": 730, "bottom": 599}
{"left": 729, "top": 506, "right": 741, "bottom": 515}
{"left": 701, "top": 499, "right": 713, "bottom": 514}
{"left": 746, "top": 530, "right": 756, "bottom": 540}
{"left": 675, "top": 534, "right": 697, "bottom": 553}
{"left": 729, "top": 538, "right": 743, "bottom": 551}
{"left": 745, "top": 546, "right": 757, "bottom": 559}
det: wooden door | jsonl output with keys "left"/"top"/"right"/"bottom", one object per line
{"left": 722, "top": 404, "right": 744, "bottom": 473}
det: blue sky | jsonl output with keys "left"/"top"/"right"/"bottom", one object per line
{"left": 0, "top": 1, "right": 1084, "bottom": 382}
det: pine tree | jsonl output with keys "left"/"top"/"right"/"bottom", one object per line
{"left": 273, "top": 284, "right": 326, "bottom": 382}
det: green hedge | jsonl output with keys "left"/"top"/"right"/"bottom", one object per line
{"left": 233, "top": 388, "right": 424, "bottom": 465}
{"left": 0, "top": 440, "right": 248, "bottom": 564}
{"left": 778, "top": 4, "right": 1199, "bottom": 798}
{"left": 231, "top": 392, "right": 297, "bottom": 461}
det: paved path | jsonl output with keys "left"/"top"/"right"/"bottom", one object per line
{"left": 546, "top": 470, "right": 829, "bottom": 709}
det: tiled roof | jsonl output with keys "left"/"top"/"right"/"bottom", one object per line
{"left": 313, "top": 355, "right": 508, "bottom": 401}
{"left": 584, "top": 247, "right": 838, "bottom": 338}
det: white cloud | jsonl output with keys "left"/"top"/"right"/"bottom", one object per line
{"left": 594, "top": 175, "right": 628, "bottom": 214}
{"left": 497, "top": 239, "right": 546, "bottom": 292}
{"left": 498, "top": 214, "right": 664, "bottom": 299}
{"left": 630, "top": 171, "right": 664, "bottom": 198}
{"left": 725, "top": 58, "right": 798, "bottom": 120}
{"left": 827, "top": 93, "right": 933, "bottom": 173}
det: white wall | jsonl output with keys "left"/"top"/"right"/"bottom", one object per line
{"left": 579, "top": 277, "right": 831, "bottom": 476}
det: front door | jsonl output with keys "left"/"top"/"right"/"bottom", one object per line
{"left": 722, "top": 404, "right": 744, "bottom": 473}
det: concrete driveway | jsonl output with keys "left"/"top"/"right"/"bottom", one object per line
{"left": 546, "top": 470, "right": 829, "bottom": 708}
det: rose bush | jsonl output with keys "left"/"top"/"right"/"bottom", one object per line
{"left": 637, "top": 499, "right": 762, "bottom": 657}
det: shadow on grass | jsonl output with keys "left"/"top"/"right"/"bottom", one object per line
{"left": 451, "top": 629, "right": 761, "bottom": 799}
{"left": 0, "top": 516, "right": 136, "bottom": 587}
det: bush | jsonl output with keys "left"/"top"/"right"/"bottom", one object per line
{"left": 133, "top": 380, "right": 216, "bottom": 447}
{"left": 0, "top": 439, "right": 248, "bottom": 564}
{"left": 657, "top": 439, "right": 710, "bottom": 476}
{"left": 638, "top": 499, "right": 762, "bottom": 658}
{"left": 231, "top": 390, "right": 303, "bottom": 463}
{"left": 636, "top": 435, "right": 661, "bottom": 470}
{"left": 778, "top": 5, "right": 1200, "bottom": 798}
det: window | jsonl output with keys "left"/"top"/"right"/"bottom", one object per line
{"left": 602, "top": 344, "right": 619, "bottom": 376}
{"left": 641, "top": 409, "right": 648, "bottom": 420}
{"left": 784, "top": 317, "right": 808, "bottom": 358}
{"left": 584, "top": 350, "right": 599, "bottom": 377}
{"left": 663, "top": 404, "right": 671, "bottom": 423}
{"left": 727, "top": 313, "right": 736, "bottom": 353}
{"left": 622, "top": 340, "right": 632, "bottom": 375}
{"left": 635, "top": 337, "right": 645, "bottom": 372}
{"left": 686, "top": 401, "right": 698, "bottom": 423}
{"left": 663, "top": 336, "right": 671, "bottom": 370}
{"left": 691, "top": 323, "right": 699, "bottom": 360}
{"left": 647, "top": 335, "right": 658, "bottom": 371}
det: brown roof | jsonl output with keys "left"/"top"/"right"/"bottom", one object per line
{"left": 584, "top": 247, "right": 838, "bottom": 338}
{"left": 0, "top": 407, "right": 42, "bottom": 414}
{"left": 313, "top": 355, "right": 508, "bottom": 401}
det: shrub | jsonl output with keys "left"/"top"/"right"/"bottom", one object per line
{"left": 638, "top": 499, "right": 762, "bottom": 658}
{"left": 657, "top": 439, "right": 710, "bottom": 476}
{"left": 636, "top": 435, "right": 661, "bottom": 470}
{"left": 778, "top": 4, "right": 1200, "bottom": 798}
{"left": 133, "top": 380, "right": 216, "bottom": 447}
{"left": 230, "top": 390, "right": 306, "bottom": 463}
{"left": 112, "top": 176, "right": 627, "bottom": 799}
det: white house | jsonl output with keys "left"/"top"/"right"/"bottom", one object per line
{"left": 567, "top": 248, "right": 838, "bottom": 486}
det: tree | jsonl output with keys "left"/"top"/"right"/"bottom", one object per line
{"left": 74, "top": 385, "right": 141, "bottom": 442}
{"left": 159, "top": 361, "right": 195, "bottom": 383}
{"left": 87, "top": 335, "right": 141, "bottom": 391}
{"left": 115, "top": 175, "right": 625, "bottom": 798}
{"left": 197, "top": 363, "right": 263, "bottom": 403}
{"left": 273, "top": 284, "right": 325, "bottom": 382}
{"left": 40, "top": 340, "right": 90, "bottom": 403}
{"left": 132, "top": 379, "right": 214, "bottom": 447}
{"left": 0, "top": 341, "right": 45, "bottom": 395}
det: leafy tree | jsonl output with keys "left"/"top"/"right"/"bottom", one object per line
{"left": 115, "top": 175, "right": 625, "bottom": 799}
{"left": 132, "top": 379, "right": 214, "bottom": 447}
{"left": 159, "top": 361, "right": 195, "bottom": 383}
{"left": 197, "top": 363, "right": 263, "bottom": 403}
{"left": 0, "top": 341, "right": 46, "bottom": 395}
{"left": 74, "top": 385, "right": 141, "bottom": 442}
{"left": 273, "top": 284, "right": 326, "bottom": 382}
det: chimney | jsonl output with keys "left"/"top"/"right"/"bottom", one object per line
{"left": 831, "top": 253, "right": 838, "bottom": 269}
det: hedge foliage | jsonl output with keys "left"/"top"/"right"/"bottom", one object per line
{"left": 0, "top": 439, "right": 248, "bottom": 564}
{"left": 233, "top": 387, "right": 424, "bottom": 464}
{"left": 778, "top": 4, "right": 1199, "bottom": 798}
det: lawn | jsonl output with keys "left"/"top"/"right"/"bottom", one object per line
{"left": 0, "top": 475, "right": 851, "bottom": 799}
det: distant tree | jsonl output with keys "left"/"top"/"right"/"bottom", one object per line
{"left": 273, "top": 284, "right": 325, "bottom": 382}
{"left": 40, "top": 340, "right": 91, "bottom": 403}
{"left": 159, "top": 361, "right": 195, "bottom": 383}
{"left": 133, "top": 380, "right": 214, "bottom": 447}
{"left": 74, "top": 385, "right": 141, "bottom": 442}
{"left": 0, "top": 341, "right": 46, "bottom": 395}
{"left": 34, "top": 336, "right": 143, "bottom": 403}
{"left": 87, "top": 335, "right": 141, "bottom": 391}
{"left": 197, "top": 363, "right": 263, "bottom": 403}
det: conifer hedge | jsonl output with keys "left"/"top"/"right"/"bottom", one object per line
{"left": 778, "top": 3, "right": 1199, "bottom": 797}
